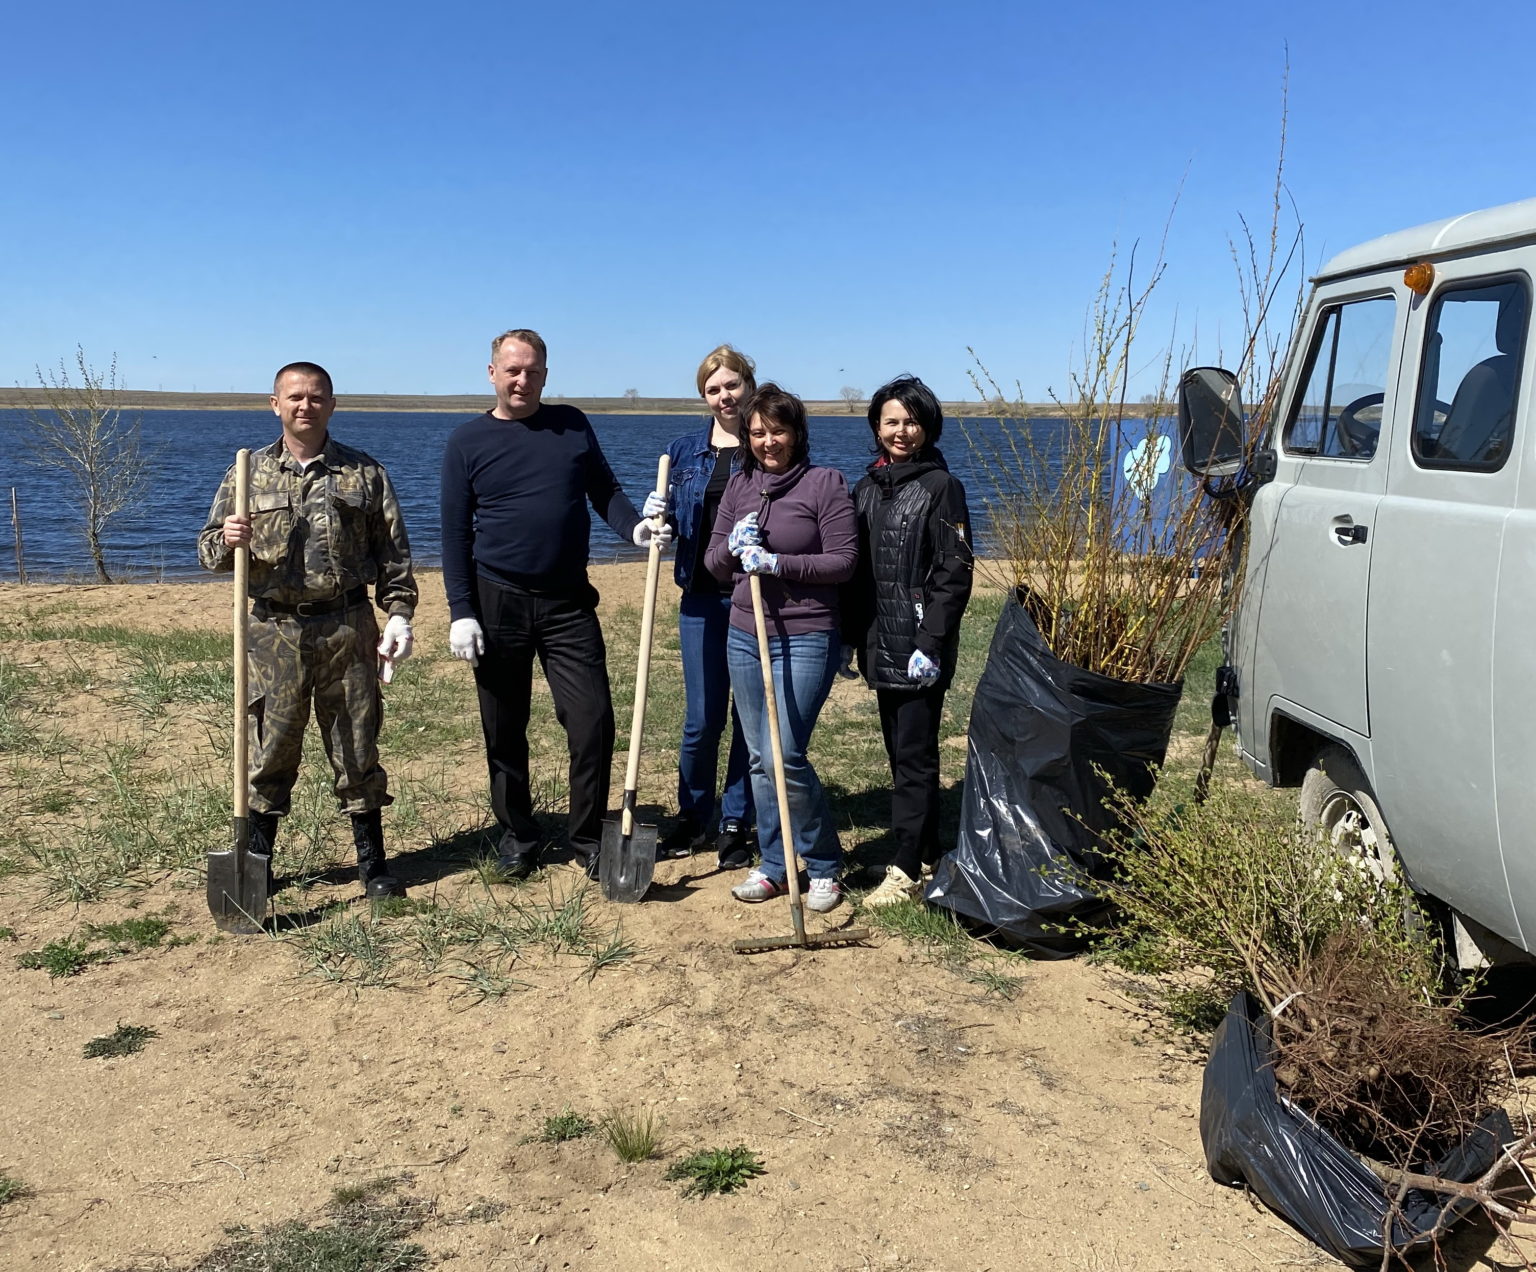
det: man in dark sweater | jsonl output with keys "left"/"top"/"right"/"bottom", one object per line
{"left": 440, "top": 328, "right": 671, "bottom": 877}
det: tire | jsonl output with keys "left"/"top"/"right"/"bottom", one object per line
{"left": 1298, "top": 745, "right": 1437, "bottom": 943}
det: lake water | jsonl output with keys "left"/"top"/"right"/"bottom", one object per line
{"left": 0, "top": 409, "right": 1074, "bottom": 581}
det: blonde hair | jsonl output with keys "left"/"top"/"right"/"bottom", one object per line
{"left": 490, "top": 329, "right": 548, "bottom": 365}
{"left": 695, "top": 344, "right": 757, "bottom": 398}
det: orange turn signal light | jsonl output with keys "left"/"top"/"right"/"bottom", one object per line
{"left": 1404, "top": 262, "right": 1435, "bottom": 295}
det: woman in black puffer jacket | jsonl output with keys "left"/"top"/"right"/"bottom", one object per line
{"left": 843, "top": 375, "right": 974, "bottom": 907}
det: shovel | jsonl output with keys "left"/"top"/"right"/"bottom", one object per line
{"left": 599, "top": 454, "right": 670, "bottom": 902}
{"left": 733, "top": 573, "right": 869, "bottom": 954}
{"left": 206, "top": 448, "right": 270, "bottom": 933}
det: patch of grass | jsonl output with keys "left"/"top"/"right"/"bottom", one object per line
{"left": 516, "top": 1107, "right": 598, "bottom": 1147}
{"left": 82, "top": 915, "right": 174, "bottom": 951}
{"left": 584, "top": 926, "right": 635, "bottom": 981}
{"left": 665, "top": 1145, "right": 766, "bottom": 1198}
{"left": 0, "top": 1171, "right": 28, "bottom": 1206}
{"left": 21, "top": 623, "right": 229, "bottom": 661}
{"left": 963, "top": 961, "right": 1026, "bottom": 999}
{"left": 533, "top": 1107, "right": 596, "bottom": 1143}
{"left": 82, "top": 1023, "right": 158, "bottom": 1059}
{"left": 16, "top": 936, "right": 107, "bottom": 978}
{"left": 600, "top": 1107, "right": 661, "bottom": 1163}
{"left": 188, "top": 1195, "right": 431, "bottom": 1272}
{"left": 0, "top": 654, "right": 38, "bottom": 752}
{"left": 123, "top": 650, "right": 232, "bottom": 713}
{"left": 858, "top": 897, "right": 973, "bottom": 960}
{"left": 329, "top": 1175, "right": 405, "bottom": 1207}
{"left": 447, "top": 961, "right": 524, "bottom": 1005}
{"left": 0, "top": 926, "right": 14, "bottom": 942}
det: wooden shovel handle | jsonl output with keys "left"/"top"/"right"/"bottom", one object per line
{"left": 620, "top": 454, "right": 670, "bottom": 836}
{"left": 232, "top": 450, "right": 250, "bottom": 820}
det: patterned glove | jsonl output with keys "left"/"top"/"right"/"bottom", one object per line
{"left": 449, "top": 617, "right": 486, "bottom": 668}
{"left": 906, "top": 649, "right": 940, "bottom": 684}
{"left": 642, "top": 490, "right": 667, "bottom": 519}
{"left": 633, "top": 519, "right": 675, "bottom": 549}
{"left": 727, "top": 512, "right": 761, "bottom": 555}
{"left": 739, "top": 545, "right": 780, "bottom": 575}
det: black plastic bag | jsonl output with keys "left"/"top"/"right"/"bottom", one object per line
{"left": 926, "top": 590, "right": 1180, "bottom": 955}
{"left": 1202, "top": 992, "right": 1512, "bottom": 1267}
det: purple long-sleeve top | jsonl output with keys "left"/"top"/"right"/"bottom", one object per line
{"left": 704, "top": 461, "right": 858, "bottom": 637}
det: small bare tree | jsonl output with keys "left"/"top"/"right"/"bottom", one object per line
{"left": 23, "top": 348, "right": 149, "bottom": 583}
{"left": 623, "top": 388, "right": 640, "bottom": 408}
{"left": 839, "top": 385, "right": 863, "bottom": 413}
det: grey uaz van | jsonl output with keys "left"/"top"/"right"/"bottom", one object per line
{"left": 1180, "top": 197, "right": 1536, "bottom": 967}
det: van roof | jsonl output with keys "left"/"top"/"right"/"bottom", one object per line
{"left": 1318, "top": 196, "right": 1536, "bottom": 282}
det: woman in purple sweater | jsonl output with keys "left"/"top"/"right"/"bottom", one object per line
{"left": 705, "top": 384, "right": 858, "bottom": 912}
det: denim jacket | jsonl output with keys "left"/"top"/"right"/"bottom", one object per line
{"left": 665, "top": 423, "right": 744, "bottom": 590}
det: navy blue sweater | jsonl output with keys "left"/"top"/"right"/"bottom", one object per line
{"left": 440, "top": 406, "right": 641, "bottom": 619}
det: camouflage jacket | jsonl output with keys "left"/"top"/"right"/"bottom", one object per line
{"left": 197, "top": 436, "right": 417, "bottom": 618}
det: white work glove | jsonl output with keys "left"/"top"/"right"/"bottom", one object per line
{"left": 837, "top": 644, "right": 858, "bottom": 680}
{"left": 907, "top": 649, "right": 940, "bottom": 684}
{"left": 376, "top": 615, "right": 414, "bottom": 683}
{"left": 632, "top": 519, "right": 675, "bottom": 549}
{"left": 727, "top": 512, "right": 761, "bottom": 555}
{"left": 642, "top": 490, "right": 667, "bottom": 519}
{"left": 739, "top": 545, "right": 779, "bottom": 575}
{"left": 449, "top": 617, "right": 486, "bottom": 668}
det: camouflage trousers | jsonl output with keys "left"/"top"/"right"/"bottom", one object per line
{"left": 246, "top": 601, "right": 390, "bottom": 816}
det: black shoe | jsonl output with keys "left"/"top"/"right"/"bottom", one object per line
{"left": 249, "top": 810, "right": 279, "bottom": 892}
{"left": 495, "top": 832, "right": 540, "bottom": 880}
{"left": 351, "top": 809, "right": 406, "bottom": 898}
{"left": 716, "top": 821, "right": 754, "bottom": 870}
{"left": 570, "top": 840, "right": 602, "bottom": 881}
{"left": 657, "top": 820, "right": 707, "bottom": 861}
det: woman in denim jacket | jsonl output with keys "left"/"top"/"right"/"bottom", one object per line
{"left": 642, "top": 346, "right": 759, "bottom": 867}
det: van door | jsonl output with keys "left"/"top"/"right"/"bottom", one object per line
{"left": 1368, "top": 266, "right": 1527, "bottom": 945}
{"left": 1245, "top": 283, "right": 1401, "bottom": 759}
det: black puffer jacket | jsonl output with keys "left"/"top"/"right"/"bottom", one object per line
{"left": 842, "top": 448, "right": 973, "bottom": 691}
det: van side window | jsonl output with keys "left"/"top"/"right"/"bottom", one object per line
{"left": 1412, "top": 278, "right": 1528, "bottom": 471}
{"left": 1282, "top": 296, "right": 1396, "bottom": 460}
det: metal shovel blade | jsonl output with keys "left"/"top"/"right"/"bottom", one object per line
{"left": 599, "top": 800, "right": 656, "bottom": 903}
{"left": 207, "top": 814, "right": 270, "bottom": 934}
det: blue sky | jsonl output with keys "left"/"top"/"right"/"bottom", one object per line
{"left": 4, "top": 0, "right": 1534, "bottom": 402}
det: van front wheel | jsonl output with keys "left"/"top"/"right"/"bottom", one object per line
{"left": 1298, "top": 745, "right": 1435, "bottom": 941}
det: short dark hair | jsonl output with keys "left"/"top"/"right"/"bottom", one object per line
{"left": 868, "top": 374, "right": 943, "bottom": 454}
{"left": 491, "top": 329, "right": 548, "bottom": 365}
{"left": 273, "top": 362, "right": 334, "bottom": 395}
{"left": 740, "top": 382, "right": 810, "bottom": 474}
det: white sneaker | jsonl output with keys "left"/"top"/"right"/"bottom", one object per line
{"left": 732, "top": 869, "right": 784, "bottom": 903}
{"left": 806, "top": 878, "right": 843, "bottom": 913}
{"left": 863, "top": 865, "right": 921, "bottom": 909}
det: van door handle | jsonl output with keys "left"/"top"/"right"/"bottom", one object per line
{"left": 1333, "top": 523, "right": 1368, "bottom": 545}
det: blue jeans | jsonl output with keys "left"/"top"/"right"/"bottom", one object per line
{"left": 726, "top": 625, "right": 841, "bottom": 882}
{"left": 677, "top": 592, "right": 754, "bottom": 831}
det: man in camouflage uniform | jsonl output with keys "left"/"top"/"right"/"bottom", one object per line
{"left": 198, "top": 361, "right": 417, "bottom": 897}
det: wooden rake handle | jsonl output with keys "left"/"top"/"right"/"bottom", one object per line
{"left": 750, "top": 572, "right": 806, "bottom": 936}
{"left": 620, "top": 454, "right": 670, "bottom": 836}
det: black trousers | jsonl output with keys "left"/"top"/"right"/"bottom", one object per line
{"left": 473, "top": 575, "right": 615, "bottom": 856}
{"left": 876, "top": 686, "right": 946, "bottom": 878}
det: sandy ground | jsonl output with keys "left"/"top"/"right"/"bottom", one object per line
{"left": 0, "top": 569, "right": 1512, "bottom": 1271}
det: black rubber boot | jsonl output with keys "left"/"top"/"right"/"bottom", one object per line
{"left": 249, "top": 810, "right": 279, "bottom": 892}
{"left": 351, "top": 809, "right": 406, "bottom": 898}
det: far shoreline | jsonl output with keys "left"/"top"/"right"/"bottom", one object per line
{"left": 0, "top": 389, "right": 1163, "bottom": 419}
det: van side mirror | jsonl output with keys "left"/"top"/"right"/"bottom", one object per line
{"left": 1177, "top": 367, "right": 1246, "bottom": 477}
